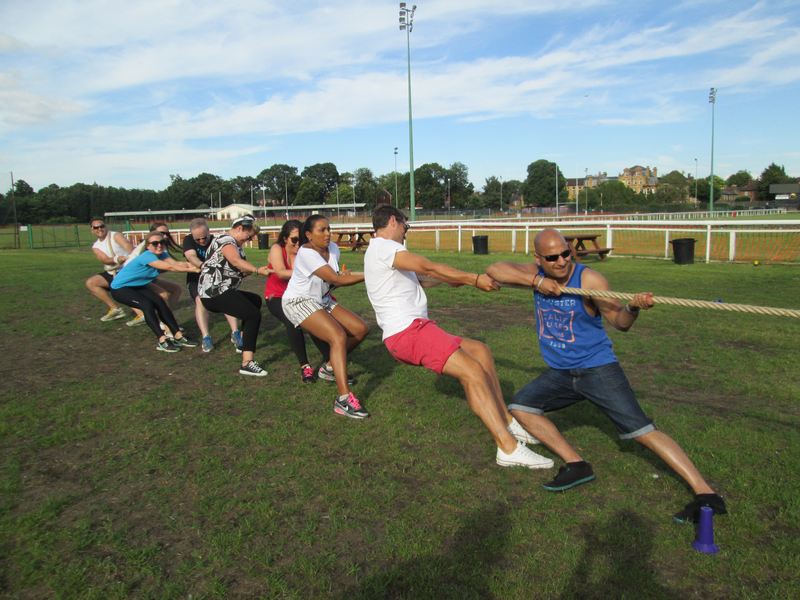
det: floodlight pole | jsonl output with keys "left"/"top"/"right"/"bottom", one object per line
{"left": 709, "top": 87, "right": 717, "bottom": 214}
{"left": 393, "top": 147, "right": 399, "bottom": 207}
{"left": 284, "top": 172, "right": 289, "bottom": 220}
{"left": 555, "top": 163, "right": 559, "bottom": 217}
{"left": 499, "top": 176, "right": 503, "bottom": 214}
{"left": 694, "top": 157, "right": 698, "bottom": 201}
{"left": 584, "top": 168, "right": 588, "bottom": 214}
{"left": 399, "top": 3, "right": 417, "bottom": 220}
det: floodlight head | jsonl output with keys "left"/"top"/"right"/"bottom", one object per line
{"left": 400, "top": 2, "right": 406, "bottom": 8}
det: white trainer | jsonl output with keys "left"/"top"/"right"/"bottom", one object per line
{"left": 496, "top": 442, "right": 553, "bottom": 469}
{"left": 508, "top": 417, "right": 541, "bottom": 445}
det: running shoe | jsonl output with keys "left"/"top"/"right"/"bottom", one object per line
{"left": 239, "top": 360, "right": 267, "bottom": 377}
{"left": 301, "top": 364, "right": 315, "bottom": 383}
{"left": 126, "top": 314, "right": 146, "bottom": 327}
{"left": 101, "top": 307, "right": 126, "bottom": 322}
{"left": 508, "top": 417, "right": 541, "bottom": 445}
{"left": 333, "top": 392, "right": 369, "bottom": 419}
{"left": 496, "top": 442, "right": 554, "bottom": 469}
{"left": 159, "top": 322, "right": 174, "bottom": 339}
{"left": 673, "top": 493, "right": 727, "bottom": 524}
{"left": 317, "top": 364, "right": 356, "bottom": 385}
{"left": 156, "top": 339, "right": 181, "bottom": 353}
{"left": 542, "top": 461, "right": 596, "bottom": 491}
{"left": 172, "top": 336, "right": 198, "bottom": 348}
{"left": 231, "top": 330, "right": 244, "bottom": 353}
{"left": 201, "top": 336, "right": 214, "bottom": 353}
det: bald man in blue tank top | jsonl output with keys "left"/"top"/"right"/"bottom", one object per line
{"left": 487, "top": 228, "right": 726, "bottom": 523}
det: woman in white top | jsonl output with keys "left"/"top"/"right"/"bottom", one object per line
{"left": 282, "top": 215, "right": 369, "bottom": 418}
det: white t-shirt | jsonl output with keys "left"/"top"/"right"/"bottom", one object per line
{"left": 364, "top": 236, "right": 428, "bottom": 340}
{"left": 92, "top": 231, "right": 130, "bottom": 273}
{"left": 283, "top": 243, "right": 341, "bottom": 303}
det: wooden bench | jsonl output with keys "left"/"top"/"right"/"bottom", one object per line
{"left": 564, "top": 234, "right": 613, "bottom": 260}
{"left": 334, "top": 230, "right": 373, "bottom": 251}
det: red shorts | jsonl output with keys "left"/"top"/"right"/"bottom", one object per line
{"left": 384, "top": 318, "right": 462, "bottom": 375}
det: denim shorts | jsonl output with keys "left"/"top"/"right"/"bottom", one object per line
{"left": 509, "top": 362, "right": 655, "bottom": 439}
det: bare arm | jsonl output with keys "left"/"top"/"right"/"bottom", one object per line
{"left": 114, "top": 232, "right": 134, "bottom": 254}
{"left": 312, "top": 264, "right": 364, "bottom": 287}
{"left": 148, "top": 257, "right": 200, "bottom": 273}
{"left": 394, "top": 250, "right": 498, "bottom": 291}
{"left": 486, "top": 261, "right": 563, "bottom": 296}
{"left": 220, "top": 243, "right": 269, "bottom": 276}
{"left": 92, "top": 248, "right": 117, "bottom": 267}
{"left": 183, "top": 249, "right": 203, "bottom": 269}
{"left": 580, "top": 269, "right": 653, "bottom": 331}
{"left": 268, "top": 244, "right": 293, "bottom": 279}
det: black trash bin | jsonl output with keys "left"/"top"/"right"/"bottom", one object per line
{"left": 670, "top": 238, "right": 696, "bottom": 265}
{"left": 257, "top": 233, "right": 270, "bottom": 250}
{"left": 472, "top": 235, "right": 489, "bottom": 255}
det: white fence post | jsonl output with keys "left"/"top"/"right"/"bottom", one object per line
{"left": 525, "top": 226, "right": 530, "bottom": 255}
{"left": 606, "top": 224, "right": 613, "bottom": 255}
{"left": 729, "top": 231, "right": 736, "bottom": 262}
{"left": 664, "top": 230, "right": 670, "bottom": 259}
{"left": 435, "top": 229, "right": 440, "bottom": 251}
{"left": 458, "top": 225, "right": 462, "bottom": 253}
{"left": 511, "top": 230, "right": 516, "bottom": 253}
{"left": 706, "top": 224, "right": 712, "bottom": 263}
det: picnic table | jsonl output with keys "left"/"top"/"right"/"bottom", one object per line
{"left": 334, "top": 230, "right": 373, "bottom": 251}
{"left": 564, "top": 234, "right": 612, "bottom": 260}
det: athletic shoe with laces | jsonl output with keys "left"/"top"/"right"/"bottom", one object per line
{"left": 239, "top": 360, "right": 267, "bottom": 377}
{"left": 156, "top": 339, "right": 180, "bottom": 353}
{"left": 172, "top": 336, "right": 198, "bottom": 348}
{"left": 333, "top": 392, "right": 369, "bottom": 419}
{"left": 508, "top": 417, "right": 541, "bottom": 445}
{"left": 101, "top": 306, "right": 126, "bottom": 322}
{"left": 673, "top": 493, "right": 727, "bottom": 524}
{"left": 126, "top": 314, "right": 146, "bottom": 327}
{"left": 201, "top": 336, "right": 214, "bottom": 353}
{"left": 159, "top": 322, "right": 174, "bottom": 339}
{"left": 496, "top": 442, "right": 554, "bottom": 469}
{"left": 542, "top": 461, "right": 596, "bottom": 491}
{"left": 231, "top": 330, "right": 244, "bottom": 353}
{"left": 317, "top": 364, "right": 356, "bottom": 385}
{"left": 301, "top": 364, "right": 315, "bottom": 383}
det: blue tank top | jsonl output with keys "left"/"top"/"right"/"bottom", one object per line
{"left": 534, "top": 263, "right": 617, "bottom": 369}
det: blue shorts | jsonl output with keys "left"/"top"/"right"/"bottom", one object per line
{"left": 509, "top": 362, "right": 655, "bottom": 439}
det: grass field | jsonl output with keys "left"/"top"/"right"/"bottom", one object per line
{"left": 1, "top": 249, "right": 799, "bottom": 598}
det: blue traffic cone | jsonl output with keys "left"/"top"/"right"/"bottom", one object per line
{"left": 692, "top": 506, "right": 720, "bottom": 554}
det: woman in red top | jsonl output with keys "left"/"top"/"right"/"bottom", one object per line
{"left": 265, "top": 220, "right": 331, "bottom": 383}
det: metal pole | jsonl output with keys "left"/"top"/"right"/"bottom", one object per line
{"left": 555, "top": 163, "right": 559, "bottom": 217}
{"left": 284, "top": 172, "right": 288, "bottom": 220}
{"left": 584, "top": 168, "right": 588, "bottom": 214}
{"left": 709, "top": 87, "right": 717, "bottom": 213}
{"left": 400, "top": 3, "right": 417, "bottom": 220}
{"left": 694, "top": 158, "right": 698, "bottom": 201}
{"left": 394, "top": 147, "right": 399, "bottom": 208}
{"left": 10, "top": 171, "right": 19, "bottom": 249}
{"left": 499, "top": 176, "right": 503, "bottom": 214}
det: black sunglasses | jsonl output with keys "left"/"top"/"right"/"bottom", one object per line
{"left": 289, "top": 236, "right": 300, "bottom": 244}
{"left": 92, "top": 224, "right": 106, "bottom": 230}
{"left": 537, "top": 249, "right": 572, "bottom": 262}
{"left": 148, "top": 240, "right": 165, "bottom": 247}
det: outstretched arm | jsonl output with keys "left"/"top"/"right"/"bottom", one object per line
{"left": 580, "top": 269, "right": 653, "bottom": 331}
{"left": 393, "top": 250, "right": 498, "bottom": 291}
{"left": 486, "top": 261, "right": 561, "bottom": 295}
{"left": 148, "top": 257, "right": 201, "bottom": 274}
{"left": 312, "top": 264, "right": 364, "bottom": 287}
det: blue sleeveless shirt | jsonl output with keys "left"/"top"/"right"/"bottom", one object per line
{"left": 534, "top": 263, "right": 617, "bottom": 369}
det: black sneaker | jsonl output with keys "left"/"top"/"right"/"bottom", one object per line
{"left": 156, "top": 339, "right": 180, "bottom": 353}
{"left": 239, "top": 360, "right": 268, "bottom": 377}
{"left": 673, "top": 493, "right": 727, "bottom": 524}
{"left": 173, "top": 336, "right": 198, "bottom": 348}
{"left": 542, "top": 461, "right": 596, "bottom": 492}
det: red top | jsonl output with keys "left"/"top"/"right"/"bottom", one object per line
{"left": 264, "top": 245, "right": 290, "bottom": 298}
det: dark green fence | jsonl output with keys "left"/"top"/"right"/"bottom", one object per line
{"left": 0, "top": 225, "right": 90, "bottom": 249}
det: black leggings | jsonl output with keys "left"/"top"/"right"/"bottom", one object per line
{"left": 266, "top": 297, "right": 330, "bottom": 366}
{"left": 111, "top": 285, "right": 180, "bottom": 339}
{"left": 202, "top": 290, "right": 262, "bottom": 352}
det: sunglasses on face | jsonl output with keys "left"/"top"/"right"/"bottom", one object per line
{"left": 92, "top": 224, "right": 106, "bottom": 230}
{"left": 537, "top": 249, "right": 572, "bottom": 262}
{"left": 148, "top": 240, "right": 165, "bottom": 247}
{"left": 194, "top": 236, "right": 207, "bottom": 242}
{"left": 289, "top": 236, "right": 300, "bottom": 244}
{"left": 402, "top": 222, "right": 410, "bottom": 232}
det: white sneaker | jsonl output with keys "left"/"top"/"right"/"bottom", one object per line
{"left": 100, "top": 306, "right": 126, "bottom": 322}
{"left": 496, "top": 442, "right": 553, "bottom": 469}
{"left": 508, "top": 417, "right": 540, "bottom": 445}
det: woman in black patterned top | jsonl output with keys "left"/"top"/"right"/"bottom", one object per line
{"left": 199, "top": 215, "right": 270, "bottom": 376}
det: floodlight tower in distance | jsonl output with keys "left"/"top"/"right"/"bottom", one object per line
{"left": 708, "top": 87, "right": 717, "bottom": 213}
{"left": 399, "top": 2, "right": 417, "bottom": 220}
{"left": 393, "top": 146, "right": 399, "bottom": 207}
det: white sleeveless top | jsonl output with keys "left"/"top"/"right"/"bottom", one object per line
{"left": 93, "top": 231, "right": 130, "bottom": 273}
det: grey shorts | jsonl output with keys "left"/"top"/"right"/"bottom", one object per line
{"left": 282, "top": 296, "right": 338, "bottom": 327}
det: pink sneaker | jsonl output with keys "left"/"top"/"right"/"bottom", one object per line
{"left": 333, "top": 392, "right": 369, "bottom": 419}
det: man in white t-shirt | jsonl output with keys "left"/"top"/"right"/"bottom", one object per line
{"left": 363, "top": 205, "right": 553, "bottom": 470}
{"left": 85, "top": 217, "right": 134, "bottom": 322}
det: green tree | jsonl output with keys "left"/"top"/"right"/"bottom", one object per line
{"left": 757, "top": 163, "right": 792, "bottom": 202}
{"left": 301, "top": 163, "right": 339, "bottom": 195}
{"left": 726, "top": 170, "right": 753, "bottom": 187}
{"left": 258, "top": 164, "right": 300, "bottom": 205}
{"left": 414, "top": 162, "right": 448, "bottom": 209}
{"left": 228, "top": 175, "right": 259, "bottom": 204}
{"left": 353, "top": 168, "right": 379, "bottom": 210}
{"left": 696, "top": 175, "right": 725, "bottom": 205}
{"left": 524, "top": 160, "right": 566, "bottom": 206}
{"left": 295, "top": 178, "right": 326, "bottom": 205}
{"left": 655, "top": 170, "right": 689, "bottom": 203}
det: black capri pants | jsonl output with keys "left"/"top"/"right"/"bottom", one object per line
{"left": 111, "top": 285, "right": 181, "bottom": 339}
{"left": 266, "top": 296, "right": 330, "bottom": 366}
{"left": 201, "top": 289, "right": 262, "bottom": 353}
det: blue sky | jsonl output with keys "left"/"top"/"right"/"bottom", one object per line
{"left": 1, "top": 0, "right": 799, "bottom": 192}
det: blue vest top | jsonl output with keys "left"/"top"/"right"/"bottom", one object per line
{"left": 534, "top": 263, "right": 617, "bottom": 369}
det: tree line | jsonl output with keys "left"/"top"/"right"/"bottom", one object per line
{"left": 2, "top": 160, "right": 794, "bottom": 225}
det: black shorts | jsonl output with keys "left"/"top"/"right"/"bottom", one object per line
{"left": 187, "top": 279, "right": 199, "bottom": 301}
{"left": 98, "top": 272, "right": 113, "bottom": 285}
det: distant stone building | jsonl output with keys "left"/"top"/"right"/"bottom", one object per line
{"left": 567, "top": 171, "right": 613, "bottom": 200}
{"left": 619, "top": 165, "right": 658, "bottom": 194}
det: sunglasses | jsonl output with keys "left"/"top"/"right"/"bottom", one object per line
{"left": 194, "top": 236, "right": 208, "bottom": 242}
{"left": 289, "top": 236, "right": 300, "bottom": 244}
{"left": 401, "top": 221, "right": 410, "bottom": 232}
{"left": 537, "top": 249, "right": 572, "bottom": 262}
{"left": 148, "top": 240, "right": 165, "bottom": 247}
{"left": 92, "top": 224, "right": 106, "bottom": 230}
